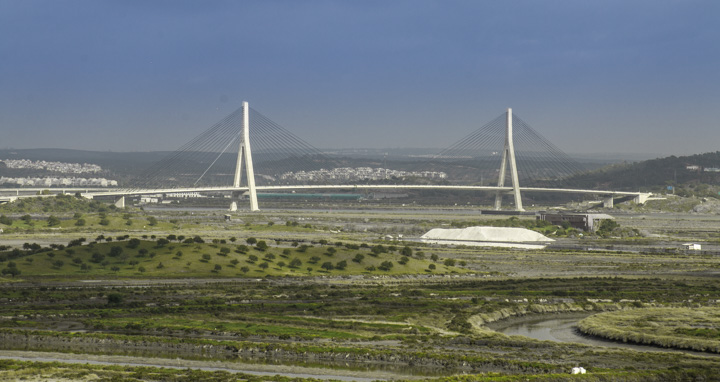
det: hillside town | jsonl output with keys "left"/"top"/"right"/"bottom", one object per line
{"left": 1, "top": 159, "right": 103, "bottom": 174}
{"left": 279, "top": 167, "right": 447, "bottom": 182}
{"left": 0, "top": 176, "right": 118, "bottom": 187}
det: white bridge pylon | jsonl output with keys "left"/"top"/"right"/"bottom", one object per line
{"left": 494, "top": 108, "right": 523, "bottom": 211}
{"left": 230, "top": 101, "right": 259, "bottom": 211}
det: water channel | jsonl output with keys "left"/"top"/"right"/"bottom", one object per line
{"left": 488, "top": 312, "right": 720, "bottom": 357}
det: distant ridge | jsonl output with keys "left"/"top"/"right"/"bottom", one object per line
{"left": 566, "top": 151, "right": 720, "bottom": 191}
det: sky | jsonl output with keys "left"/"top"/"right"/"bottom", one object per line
{"left": 1, "top": 0, "right": 719, "bottom": 157}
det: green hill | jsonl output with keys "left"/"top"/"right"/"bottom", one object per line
{"left": 566, "top": 151, "right": 720, "bottom": 194}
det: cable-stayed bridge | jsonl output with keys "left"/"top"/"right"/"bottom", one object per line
{"left": 1, "top": 102, "right": 651, "bottom": 211}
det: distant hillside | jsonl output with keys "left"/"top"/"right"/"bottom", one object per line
{"left": 566, "top": 151, "right": 720, "bottom": 192}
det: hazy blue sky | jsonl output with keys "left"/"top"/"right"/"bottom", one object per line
{"left": 1, "top": 0, "right": 719, "bottom": 156}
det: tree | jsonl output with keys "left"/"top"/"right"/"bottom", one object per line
{"left": 335, "top": 260, "right": 347, "bottom": 270}
{"left": 431, "top": 254, "right": 439, "bottom": 262}
{"left": 371, "top": 245, "right": 387, "bottom": 256}
{"left": 240, "top": 266, "right": 250, "bottom": 273}
{"left": 202, "top": 254, "right": 212, "bottom": 261}
{"left": 259, "top": 262, "right": 269, "bottom": 270}
{"left": 147, "top": 216, "right": 158, "bottom": 226}
{"left": 0, "top": 215, "right": 13, "bottom": 226}
{"left": 127, "top": 238, "right": 141, "bottom": 249}
{"left": 75, "top": 218, "right": 86, "bottom": 227}
{"left": 401, "top": 246, "right": 413, "bottom": 257}
{"left": 109, "top": 246, "right": 123, "bottom": 257}
{"left": 325, "top": 247, "right": 336, "bottom": 256}
{"left": 91, "top": 252, "right": 105, "bottom": 263}
{"left": 1, "top": 267, "right": 20, "bottom": 277}
{"left": 167, "top": 234, "right": 177, "bottom": 241}
{"left": 99, "top": 218, "right": 110, "bottom": 226}
{"left": 321, "top": 261, "right": 334, "bottom": 271}
{"left": 246, "top": 237, "right": 257, "bottom": 245}
{"left": 213, "top": 264, "right": 222, "bottom": 272}
{"left": 255, "top": 241, "right": 268, "bottom": 251}
{"left": 236, "top": 244, "right": 249, "bottom": 253}
{"left": 177, "top": 235, "right": 186, "bottom": 242}
{"left": 399, "top": 256, "right": 409, "bottom": 265}
{"left": 289, "top": 258, "right": 302, "bottom": 268}
{"left": 428, "top": 264, "right": 436, "bottom": 270}
{"left": 443, "top": 258, "right": 456, "bottom": 267}
{"left": 352, "top": 253, "right": 365, "bottom": 263}
{"left": 156, "top": 238, "right": 170, "bottom": 247}
{"left": 47, "top": 215, "right": 61, "bottom": 227}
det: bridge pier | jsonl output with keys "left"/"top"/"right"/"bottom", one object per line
{"left": 603, "top": 196, "right": 614, "bottom": 208}
{"left": 634, "top": 193, "right": 651, "bottom": 204}
{"left": 114, "top": 196, "right": 125, "bottom": 209}
{"left": 494, "top": 108, "right": 523, "bottom": 211}
{"left": 232, "top": 101, "right": 259, "bottom": 211}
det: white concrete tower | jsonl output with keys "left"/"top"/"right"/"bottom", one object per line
{"left": 494, "top": 108, "right": 524, "bottom": 211}
{"left": 231, "top": 101, "right": 259, "bottom": 211}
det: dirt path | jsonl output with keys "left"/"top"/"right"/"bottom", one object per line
{"left": 0, "top": 350, "right": 421, "bottom": 381}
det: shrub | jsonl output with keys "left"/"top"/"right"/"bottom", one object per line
{"left": 335, "top": 260, "right": 347, "bottom": 270}
{"left": 109, "top": 246, "right": 123, "bottom": 257}
{"left": 289, "top": 258, "right": 302, "bottom": 268}
{"left": 443, "top": 258, "right": 456, "bottom": 267}
{"left": 378, "top": 261, "right": 394, "bottom": 271}
{"left": 107, "top": 293, "right": 123, "bottom": 305}
{"left": 127, "top": 238, "right": 141, "bottom": 249}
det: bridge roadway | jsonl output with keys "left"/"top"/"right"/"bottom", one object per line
{"left": 0, "top": 185, "right": 651, "bottom": 206}
{"left": 89, "top": 185, "right": 648, "bottom": 201}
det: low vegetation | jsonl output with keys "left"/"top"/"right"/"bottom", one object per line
{"left": 578, "top": 307, "right": 720, "bottom": 353}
